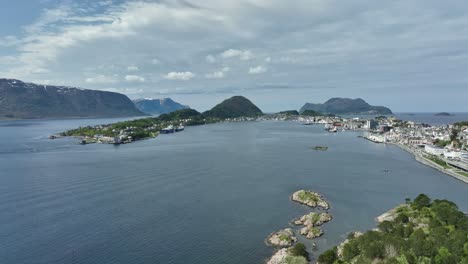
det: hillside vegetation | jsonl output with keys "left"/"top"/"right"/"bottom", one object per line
{"left": 202, "top": 96, "right": 263, "bottom": 118}
{"left": 318, "top": 194, "right": 468, "bottom": 264}
{"left": 300, "top": 98, "right": 392, "bottom": 115}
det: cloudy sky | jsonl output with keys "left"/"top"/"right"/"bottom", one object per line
{"left": 1, "top": 0, "right": 468, "bottom": 112}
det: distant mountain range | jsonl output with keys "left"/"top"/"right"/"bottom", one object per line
{"left": 1, "top": 79, "right": 393, "bottom": 120}
{"left": 300, "top": 98, "right": 392, "bottom": 115}
{"left": 0, "top": 79, "right": 144, "bottom": 119}
{"left": 202, "top": 96, "right": 263, "bottom": 118}
{"left": 132, "top": 98, "right": 189, "bottom": 115}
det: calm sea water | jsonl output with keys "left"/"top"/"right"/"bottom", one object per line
{"left": 0, "top": 118, "right": 467, "bottom": 264}
{"left": 340, "top": 112, "right": 468, "bottom": 126}
{"left": 395, "top": 112, "right": 468, "bottom": 125}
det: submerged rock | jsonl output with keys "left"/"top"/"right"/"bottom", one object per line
{"left": 291, "top": 190, "right": 329, "bottom": 209}
{"left": 266, "top": 228, "right": 297, "bottom": 247}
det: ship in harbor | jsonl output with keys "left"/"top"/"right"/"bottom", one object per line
{"left": 160, "top": 124, "right": 185, "bottom": 134}
{"left": 160, "top": 125, "right": 175, "bottom": 134}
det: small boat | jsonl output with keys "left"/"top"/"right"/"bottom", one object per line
{"left": 328, "top": 126, "right": 337, "bottom": 133}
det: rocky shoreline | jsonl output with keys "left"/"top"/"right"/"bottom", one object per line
{"left": 293, "top": 212, "right": 332, "bottom": 239}
{"left": 266, "top": 228, "right": 297, "bottom": 247}
{"left": 265, "top": 190, "right": 333, "bottom": 264}
{"left": 392, "top": 142, "right": 468, "bottom": 184}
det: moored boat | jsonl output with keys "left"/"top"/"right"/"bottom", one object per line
{"left": 160, "top": 125, "right": 175, "bottom": 134}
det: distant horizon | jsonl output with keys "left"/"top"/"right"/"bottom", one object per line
{"left": 2, "top": 77, "right": 466, "bottom": 113}
{"left": 2, "top": 1, "right": 468, "bottom": 112}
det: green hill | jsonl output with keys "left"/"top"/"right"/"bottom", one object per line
{"left": 202, "top": 96, "right": 263, "bottom": 118}
{"left": 318, "top": 194, "right": 468, "bottom": 264}
{"left": 301, "top": 109, "right": 323, "bottom": 116}
{"left": 300, "top": 98, "right": 392, "bottom": 115}
{"left": 278, "top": 110, "right": 300, "bottom": 116}
{"left": 158, "top": 108, "right": 201, "bottom": 121}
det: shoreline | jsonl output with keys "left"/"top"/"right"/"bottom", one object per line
{"left": 391, "top": 142, "right": 468, "bottom": 184}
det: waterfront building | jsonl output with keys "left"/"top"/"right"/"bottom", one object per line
{"left": 424, "top": 145, "right": 446, "bottom": 156}
{"left": 365, "top": 120, "right": 378, "bottom": 130}
{"left": 406, "top": 137, "right": 424, "bottom": 146}
{"left": 444, "top": 151, "right": 463, "bottom": 159}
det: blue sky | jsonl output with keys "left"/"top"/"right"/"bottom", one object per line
{"left": 1, "top": 0, "right": 468, "bottom": 112}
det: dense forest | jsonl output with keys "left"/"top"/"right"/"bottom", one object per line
{"left": 318, "top": 194, "right": 468, "bottom": 264}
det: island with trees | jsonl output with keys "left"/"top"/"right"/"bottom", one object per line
{"left": 434, "top": 112, "right": 453, "bottom": 116}
{"left": 58, "top": 96, "right": 263, "bottom": 144}
{"left": 291, "top": 190, "right": 330, "bottom": 210}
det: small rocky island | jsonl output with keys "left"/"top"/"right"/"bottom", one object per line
{"left": 434, "top": 112, "right": 453, "bottom": 116}
{"left": 313, "top": 146, "right": 328, "bottom": 151}
{"left": 293, "top": 212, "right": 332, "bottom": 239}
{"left": 291, "top": 190, "right": 329, "bottom": 209}
{"left": 266, "top": 190, "right": 333, "bottom": 264}
{"left": 266, "top": 228, "right": 297, "bottom": 247}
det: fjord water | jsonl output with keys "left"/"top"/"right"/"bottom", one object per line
{"left": 1, "top": 119, "right": 467, "bottom": 264}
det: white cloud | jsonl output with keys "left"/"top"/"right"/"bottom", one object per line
{"left": 2, "top": 0, "right": 468, "bottom": 111}
{"left": 205, "top": 71, "right": 225, "bottom": 79}
{"left": 206, "top": 54, "right": 216, "bottom": 63}
{"left": 85, "top": 74, "right": 118, "bottom": 84}
{"left": 31, "top": 68, "right": 50, "bottom": 74}
{"left": 0, "top": 36, "right": 22, "bottom": 47}
{"left": 127, "top": 66, "right": 139, "bottom": 71}
{"left": 220, "top": 49, "right": 253, "bottom": 60}
{"left": 248, "top": 65, "right": 267, "bottom": 74}
{"left": 164, "top": 71, "right": 195, "bottom": 81}
{"left": 125, "top": 75, "right": 145, "bottom": 82}
{"left": 205, "top": 67, "right": 230, "bottom": 79}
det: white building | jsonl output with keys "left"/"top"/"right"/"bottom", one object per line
{"left": 424, "top": 145, "right": 446, "bottom": 156}
{"left": 444, "top": 151, "right": 462, "bottom": 159}
{"left": 406, "top": 137, "right": 424, "bottom": 146}
{"left": 460, "top": 154, "right": 468, "bottom": 163}
{"left": 368, "top": 133, "right": 387, "bottom": 143}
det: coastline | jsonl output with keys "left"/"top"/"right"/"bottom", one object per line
{"left": 391, "top": 142, "right": 468, "bottom": 184}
